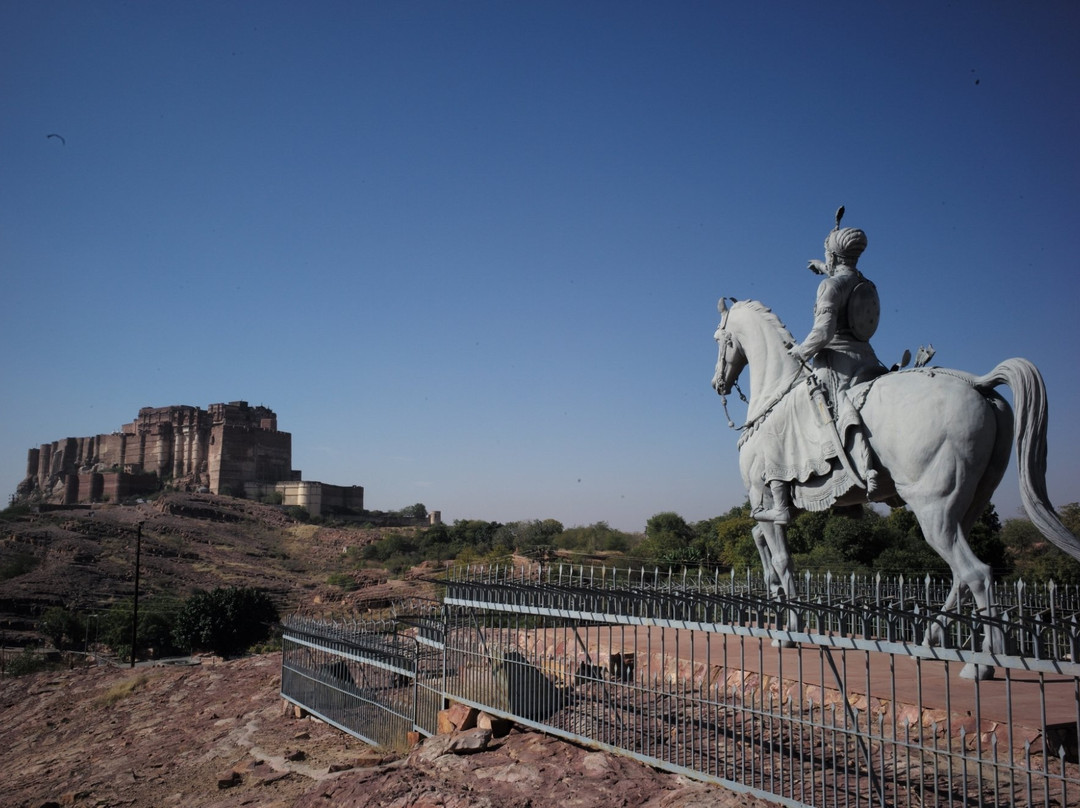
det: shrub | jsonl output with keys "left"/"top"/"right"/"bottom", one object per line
{"left": 0, "top": 552, "right": 39, "bottom": 581}
{"left": 286, "top": 506, "right": 311, "bottom": 522}
{"left": 327, "top": 572, "right": 359, "bottom": 591}
{"left": 172, "top": 587, "right": 279, "bottom": 657}
{"left": 4, "top": 648, "right": 51, "bottom": 677}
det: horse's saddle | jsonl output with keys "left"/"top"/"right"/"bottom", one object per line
{"left": 739, "top": 376, "right": 879, "bottom": 512}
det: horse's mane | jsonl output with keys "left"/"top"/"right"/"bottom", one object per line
{"left": 734, "top": 299, "right": 796, "bottom": 345}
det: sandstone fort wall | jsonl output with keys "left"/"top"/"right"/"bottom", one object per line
{"left": 18, "top": 401, "right": 298, "bottom": 505}
{"left": 14, "top": 401, "right": 389, "bottom": 520}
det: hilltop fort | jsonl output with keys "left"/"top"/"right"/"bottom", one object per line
{"left": 14, "top": 401, "right": 365, "bottom": 518}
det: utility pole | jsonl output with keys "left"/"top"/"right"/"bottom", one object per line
{"left": 130, "top": 522, "right": 143, "bottom": 668}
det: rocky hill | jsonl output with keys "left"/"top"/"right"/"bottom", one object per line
{"left": 0, "top": 493, "right": 433, "bottom": 643}
{"left": 0, "top": 652, "right": 777, "bottom": 808}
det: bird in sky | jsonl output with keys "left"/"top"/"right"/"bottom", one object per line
{"left": 46, "top": 133, "right": 66, "bottom": 145}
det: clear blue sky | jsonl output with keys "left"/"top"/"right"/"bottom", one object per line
{"left": 3, "top": 2, "right": 1078, "bottom": 532}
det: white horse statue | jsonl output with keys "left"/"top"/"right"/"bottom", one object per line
{"left": 712, "top": 298, "right": 1080, "bottom": 678}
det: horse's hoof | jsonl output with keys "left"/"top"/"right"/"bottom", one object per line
{"left": 960, "top": 662, "right": 995, "bottom": 680}
{"left": 921, "top": 625, "right": 946, "bottom": 647}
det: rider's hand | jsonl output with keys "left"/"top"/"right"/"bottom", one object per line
{"left": 789, "top": 344, "right": 808, "bottom": 362}
{"left": 807, "top": 260, "right": 827, "bottom": 275}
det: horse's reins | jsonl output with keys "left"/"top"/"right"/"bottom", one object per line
{"left": 715, "top": 327, "right": 748, "bottom": 429}
{"left": 716, "top": 303, "right": 808, "bottom": 433}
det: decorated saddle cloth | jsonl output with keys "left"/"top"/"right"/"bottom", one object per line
{"left": 737, "top": 377, "right": 867, "bottom": 512}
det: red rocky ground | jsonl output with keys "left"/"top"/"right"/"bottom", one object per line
{"left": 0, "top": 653, "right": 779, "bottom": 808}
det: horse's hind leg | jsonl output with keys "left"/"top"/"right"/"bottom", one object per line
{"left": 910, "top": 501, "right": 997, "bottom": 679}
{"left": 960, "top": 393, "right": 1012, "bottom": 540}
{"left": 922, "top": 580, "right": 959, "bottom": 648}
{"left": 947, "top": 396, "right": 1010, "bottom": 668}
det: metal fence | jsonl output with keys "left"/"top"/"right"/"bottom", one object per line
{"left": 280, "top": 564, "right": 1080, "bottom": 807}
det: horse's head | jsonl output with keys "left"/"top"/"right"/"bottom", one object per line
{"left": 712, "top": 297, "right": 747, "bottom": 396}
{"left": 712, "top": 298, "right": 804, "bottom": 426}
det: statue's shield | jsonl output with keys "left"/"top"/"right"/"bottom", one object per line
{"left": 847, "top": 279, "right": 880, "bottom": 342}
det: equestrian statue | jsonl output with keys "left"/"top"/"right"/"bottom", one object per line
{"left": 711, "top": 208, "right": 1080, "bottom": 679}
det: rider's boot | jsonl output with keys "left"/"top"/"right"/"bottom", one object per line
{"left": 852, "top": 432, "right": 879, "bottom": 495}
{"left": 753, "top": 480, "right": 792, "bottom": 525}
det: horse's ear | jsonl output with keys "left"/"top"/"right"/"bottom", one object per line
{"left": 717, "top": 297, "right": 728, "bottom": 315}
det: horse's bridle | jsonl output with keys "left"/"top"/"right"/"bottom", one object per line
{"left": 715, "top": 298, "right": 748, "bottom": 429}
{"left": 716, "top": 297, "right": 811, "bottom": 434}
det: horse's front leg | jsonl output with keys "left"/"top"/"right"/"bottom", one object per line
{"left": 755, "top": 521, "right": 801, "bottom": 644}
{"left": 752, "top": 524, "right": 781, "bottom": 599}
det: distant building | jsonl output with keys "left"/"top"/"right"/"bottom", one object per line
{"left": 268, "top": 480, "right": 365, "bottom": 517}
{"left": 14, "top": 402, "right": 364, "bottom": 517}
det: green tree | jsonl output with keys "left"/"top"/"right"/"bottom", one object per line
{"left": 100, "top": 600, "right": 132, "bottom": 657}
{"left": 447, "top": 520, "right": 505, "bottom": 553}
{"left": 400, "top": 503, "right": 428, "bottom": 519}
{"left": 138, "top": 597, "right": 184, "bottom": 658}
{"left": 1059, "top": 502, "right": 1080, "bottom": 536}
{"left": 554, "top": 522, "right": 635, "bottom": 554}
{"left": 1002, "top": 512, "right": 1080, "bottom": 584}
{"left": 172, "top": 587, "right": 279, "bottom": 657}
{"left": 871, "top": 509, "right": 948, "bottom": 575}
{"left": 95, "top": 597, "right": 182, "bottom": 660}
{"left": 821, "top": 510, "right": 870, "bottom": 569}
{"left": 787, "top": 510, "right": 829, "bottom": 558}
{"left": 497, "top": 519, "right": 565, "bottom": 552}
{"left": 637, "top": 512, "right": 694, "bottom": 563}
{"left": 885, "top": 507, "right": 921, "bottom": 539}
{"left": 362, "top": 533, "right": 418, "bottom": 563}
{"left": 39, "top": 607, "right": 85, "bottom": 651}
{"left": 791, "top": 507, "right": 879, "bottom": 573}
{"left": 702, "top": 510, "right": 758, "bottom": 570}
{"left": 967, "top": 504, "right": 1010, "bottom": 575}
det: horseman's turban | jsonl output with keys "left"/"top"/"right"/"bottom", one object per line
{"left": 825, "top": 227, "right": 868, "bottom": 263}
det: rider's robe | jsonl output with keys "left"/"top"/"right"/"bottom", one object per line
{"left": 738, "top": 376, "right": 870, "bottom": 512}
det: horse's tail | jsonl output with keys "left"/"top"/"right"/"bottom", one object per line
{"left": 975, "top": 358, "right": 1080, "bottom": 560}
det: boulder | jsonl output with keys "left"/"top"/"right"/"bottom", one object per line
{"left": 437, "top": 701, "right": 478, "bottom": 734}
{"left": 449, "top": 728, "right": 492, "bottom": 754}
{"left": 476, "top": 711, "right": 514, "bottom": 737}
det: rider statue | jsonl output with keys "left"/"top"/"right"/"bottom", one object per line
{"left": 753, "top": 207, "right": 887, "bottom": 524}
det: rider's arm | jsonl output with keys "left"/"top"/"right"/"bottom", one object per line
{"left": 793, "top": 278, "right": 840, "bottom": 359}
